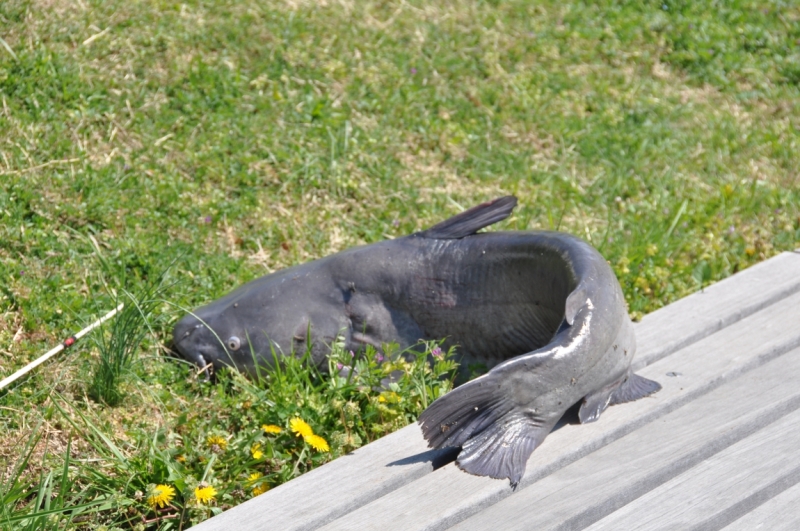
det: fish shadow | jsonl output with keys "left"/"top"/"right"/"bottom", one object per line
{"left": 552, "top": 401, "right": 582, "bottom": 431}
{"left": 387, "top": 446, "right": 461, "bottom": 471}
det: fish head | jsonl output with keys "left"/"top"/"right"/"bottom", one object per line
{"left": 172, "top": 273, "right": 351, "bottom": 374}
{"left": 171, "top": 296, "right": 274, "bottom": 374}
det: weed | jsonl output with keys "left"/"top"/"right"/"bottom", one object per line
{"left": 88, "top": 287, "right": 163, "bottom": 407}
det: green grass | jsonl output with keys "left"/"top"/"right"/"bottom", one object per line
{"left": 0, "top": 0, "right": 798, "bottom": 528}
{"left": 88, "top": 271, "right": 173, "bottom": 407}
{"left": 2, "top": 337, "right": 457, "bottom": 529}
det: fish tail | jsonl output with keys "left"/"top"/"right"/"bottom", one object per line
{"left": 419, "top": 375, "right": 510, "bottom": 449}
{"left": 418, "top": 374, "right": 553, "bottom": 487}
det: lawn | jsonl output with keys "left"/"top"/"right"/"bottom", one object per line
{"left": 1, "top": 0, "right": 798, "bottom": 528}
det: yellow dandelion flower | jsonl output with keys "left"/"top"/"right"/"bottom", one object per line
{"left": 262, "top": 424, "right": 282, "bottom": 434}
{"left": 246, "top": 471, "right": 269, "bottom": 495}
{"left": 290, "top": 418, "right": 313, "bottom": 438}
{"left": 206, "top": 435, "right": 228, "bottom": 451}
{"left": 194, "top": 482, "right": 217, "bottom": 504}
{"left": 251, "top": 443, "right": 264, "bottom": 460}
{"left": 175, "top": 454, "right": 186, "bottom": 463}
{"left": 304, "top": 434, "right": 330, "bottom": 452}
{"left": 147, "top": 484, "right": 176, "bottom": 509}
{"left": 378, "top": 391, "right": 400, "bottom": 404}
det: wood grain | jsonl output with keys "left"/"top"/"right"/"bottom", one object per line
{"left": 583, "top": 408, "right": 800, "bottom": 531}
{"left": 634, "top": 250, "right": 800, "bottom": 369}
{"left": 319, "top": 291, "right": 800, "bottom": 531}
{"left": 449, "top": 347, "right": 800, "bottom": 531}
{"left": 722, "top": 482, "right": 800, "bottom": 531}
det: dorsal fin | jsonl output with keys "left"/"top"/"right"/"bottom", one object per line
{"left": 419, "top": 196, "right": 518, "bottom": 239}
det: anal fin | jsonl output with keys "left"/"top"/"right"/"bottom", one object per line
{"left": 610, "top": 372, "right": 662, "bottom": 405}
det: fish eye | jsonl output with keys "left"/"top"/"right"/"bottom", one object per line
{"left": 227, "top": 336, "right": 241, "bottom": 351}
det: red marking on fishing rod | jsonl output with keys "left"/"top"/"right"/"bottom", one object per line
{"left": 63, "top": 336, "right": 77, "bottom": 348}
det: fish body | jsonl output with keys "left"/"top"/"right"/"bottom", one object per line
{"left": 172, "top": 197, "right": 660, "bottom": 485}
{"left": 416, "top": 229, "right": 661, "bottom": 486}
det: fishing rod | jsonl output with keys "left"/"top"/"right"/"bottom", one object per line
{"left": 0, "top": 303, "right": 124, "bottom": 391}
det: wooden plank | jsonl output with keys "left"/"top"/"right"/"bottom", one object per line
{"left": 194, "top": 251, "right": 800, "bottom": 531}
{"left": 448, "top": 347, "right": 800, "bottom": 531}
{"left": 633, "top": 250, "right": 800, "bottom": 369}
{"left": 319, "top": 291, "right": 800, "bottom": 531}
{"left": 191, "top": 422, "right": 456, "bottom": 531}
{"left": 722, "top": 482, "right": 800, "bottom": 531}
{"left": 583, "top": 408, "right": 800, "bottom": 531}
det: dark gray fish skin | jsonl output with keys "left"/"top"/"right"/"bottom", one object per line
{"left": 172, "top": 197, "right": 660, "bottom": 485}
{"left": 173, "top": 196, "right": 522, "bottom": 373}
{"left": 416, "top": 231, "right": 661, "bottom": 487}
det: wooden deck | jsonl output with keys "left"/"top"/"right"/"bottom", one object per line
{"left": 194, "top": 250, "right": 800, "bottom": 531}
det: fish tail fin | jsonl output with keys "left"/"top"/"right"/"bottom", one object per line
{"left": 420, "top": 196, "right": 517, "bottom": 239}
{"left": 609, "top": 372, "right": 662, "bottom": 405}
{"left": 456, "top": 413, "right": 555, "bottom": 488}
{"left": 418, "top": 373, "right": 553, "bottom": 487}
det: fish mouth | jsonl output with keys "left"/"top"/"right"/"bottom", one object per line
{"left": 172, "top": 316, "right": 222, "bottom": 369}
{"left": 173, "top": 336, "right": 208, "bottom": 367}
{"left": 172, "top": 336, "right": 229, "bottom": 383}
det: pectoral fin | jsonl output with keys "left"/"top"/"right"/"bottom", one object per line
{"left": 564, "top": 286, "right": 588, "bottom": 326}
{"left": 578, "top": 385, "right": 615, "bottom": 424}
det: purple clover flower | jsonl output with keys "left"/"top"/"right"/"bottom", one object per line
{"left": 410, "top": 67, "right": 417, "bottom": 74}
{"left": 375, "top": 353, "right": 385, "bottom": 363}
{"left": 336, "top": 362, "right": 344, "bottom": 370}
{"left": 432, "top": 347, "right": 443, "bottom": 358}
{"left": 349, "top": 350, "right": 355, "bottom": 358}
{"left": 204, "top": 215, "right": 212, "bottom": 223}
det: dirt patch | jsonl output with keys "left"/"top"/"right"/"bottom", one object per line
{"left": 395, "top": 149, "right": 506, "bottom": 204}
{"left": 30, "top": 0, "right": 84, "bottom": 16}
